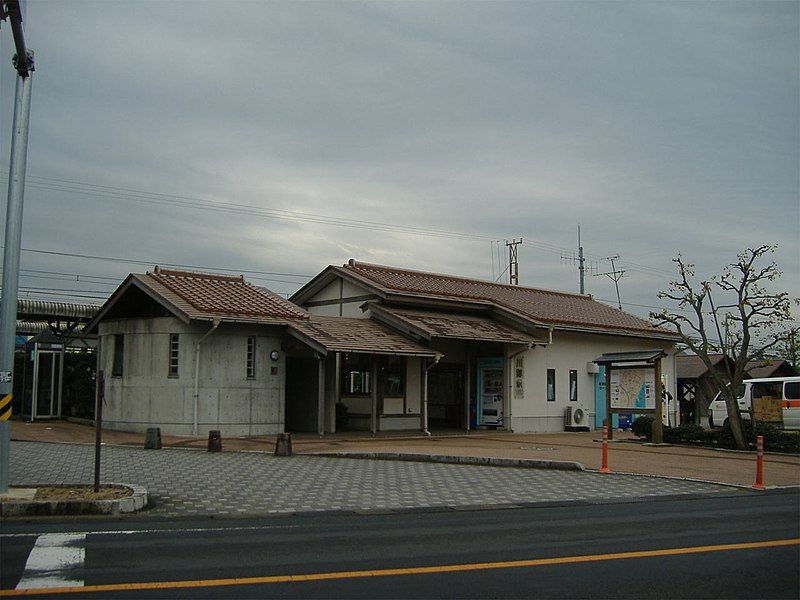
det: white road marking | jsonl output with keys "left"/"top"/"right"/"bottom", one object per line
{"left": 16, "top": 534, "right": 85, "bottom": 589}
{"left": 1, "top": 524, "right": 299, "bottom": 538}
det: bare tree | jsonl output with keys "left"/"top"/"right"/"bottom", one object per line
{"left": 651, "top": 245, "right": 798, "bottom": 450}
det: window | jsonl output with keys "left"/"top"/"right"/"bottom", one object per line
{"left": 383, "top": 356, "right": 405, "bottom": 396}
{"left": 546, "top": 368, "right": 555, "bottom": 402}
{"left": 168, "top": 334, "right": 179, "bottom": 377}
{"left": 569, "top": 370, "right": 578, "bottom": 402}
{"left": 753, "top": 381, "right": 783, "bottom": 400}
{"left": 785, "top": 382, "right": 800, "bottom": 401}
{"left": 246, "top": 336, "right": 256, "bottom": 379}
{"left": 112, "top": 334, "right": 124, "bottom": 377}
{"left": 342, "top": 353, "right": 372, "bottom": 395}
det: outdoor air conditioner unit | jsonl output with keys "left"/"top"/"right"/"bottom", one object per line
{"left": 564, "top": 406, "right": 589, "bottom": 431}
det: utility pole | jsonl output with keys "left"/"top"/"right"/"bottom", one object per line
{"left": 505, "top": 238, "right": 522, "bottom": 285}
{"left": 560, "top": 226, "right": 594, "bottom": 294}
{"left": 594, "top": 255, "right": 625, "bottom": 310}
{"left": 0, "top": 0, "right": 35, "bottom": 494}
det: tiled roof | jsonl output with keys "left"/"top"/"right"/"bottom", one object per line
{"left": 676, "top": 354, "right": 718, "bottom": 380}
{"left": 142, "top": 267, "right": 308, "bottom": 322}
{"left": 677, "top": 354, "right": 799, "bottom": 380}
{"left": 745, "top": 359, "right": 797, "bottom": 379}
{"left": 341, "top": 261, "right": 678, "bottom": 338}
{"left": 368, "top": 305, "right": 538, "bottom": 344}
{"left": 289, "top": 315, "right": 438, "bottom": 357}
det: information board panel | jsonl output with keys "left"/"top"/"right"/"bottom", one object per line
{"left": 610, "top": 368, "right": 655, "bottom": 410}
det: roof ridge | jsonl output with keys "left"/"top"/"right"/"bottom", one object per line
{"left": 151, "top": 266, "right": 245, "bottom": 283}
{"left": 344, "top": 259, "right": 591, "bottom": 299}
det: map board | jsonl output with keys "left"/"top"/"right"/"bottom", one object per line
{"left": 610, "top": 369, "right": 655, "bottom": 410}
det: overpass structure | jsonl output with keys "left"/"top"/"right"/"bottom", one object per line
{"left": 15, "top": 299, "right": 99, "bottom": 338}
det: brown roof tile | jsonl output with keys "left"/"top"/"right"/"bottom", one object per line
{"left": 289, "top": 315, "right": 437, "bottom": 357}
{"left": 369, "top": 305, "right": 538, "bottom": 344}
{"left": 144, "top": 267, "right": 308, "bottom": 322}
{"left": 342, "top": 261, "right": 677, "bottom": 338}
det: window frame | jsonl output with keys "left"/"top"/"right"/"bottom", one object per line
{"left": 546, "top": 368, "right": 556, "bottom": 402}
{"left": 246, "top": 336, "right": 256, "bottom": 379}
{"left": 341, "top": 353, "right": 373, "bottom": 396}
{"left": 382, "top": 355, "right": 406, "bottom": 397}
{"left": 569, "top": 369, "right": 578, "bottom": 402}
{"left": 112, "top": 334, "right": 124, "bottom": 378}
{"left": 168, "top": 333, "right": 179, "bottom": 378}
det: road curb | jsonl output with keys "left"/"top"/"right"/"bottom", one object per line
{"left": 0, "top": 483, "right": 148, "bottom": 517}
{"left": 309, "top": 451, "right": 586, "bottom": 471}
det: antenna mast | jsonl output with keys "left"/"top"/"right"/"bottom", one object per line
{"left": 578, "top": 226, "right": 585, "bottom": 295}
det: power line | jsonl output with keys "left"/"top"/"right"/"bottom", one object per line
{"left": 0, "top": 246, "right": 313, "bottom": 280}
{"left": 0, "top": 173, "right": 702, "bottom": 283}
{"left": 2, "top": 173, "right": 678, "bottom": 276}
{"left": 2, "top": 175, "right": 494, "bottom": 242}
{"left": 594, "top": 255, "right": 626, "bottom": 310}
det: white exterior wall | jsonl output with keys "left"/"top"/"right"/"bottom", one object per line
{"left": 300, "top": 274, "right": 678, "bottom": 434}
{"left": 306, "top": 279, "right": 372, "bottom": 318}
{"left": 98, "top": 317, "right": 286, "bottom": 436}
{"left": 509, "top": 330, "right": 677, "bottom": 433}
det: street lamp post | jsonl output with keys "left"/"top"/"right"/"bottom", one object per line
{"left": 0, "top": 0, "right": 35, "bottom": 494}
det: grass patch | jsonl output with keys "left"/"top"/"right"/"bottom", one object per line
{"left": 34, "top": 485, "right": 131, "bottom": 501}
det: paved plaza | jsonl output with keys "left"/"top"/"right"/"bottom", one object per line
{"left": 8, "top": 441, "right": 743, "bottom": 518}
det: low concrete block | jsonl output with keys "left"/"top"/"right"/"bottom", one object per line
{"left": 310, "top": 452, "right": 585, "bottom": 471}
{"left": 0, "top": 483, "right": 148, "bottom": 517}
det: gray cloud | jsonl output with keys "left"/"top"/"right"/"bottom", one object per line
{"left": 1, "top": 0, "right": 797, "bottom": 314}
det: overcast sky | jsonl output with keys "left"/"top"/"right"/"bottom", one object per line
{"left": 1, "top": 1, "right": 798, "bottom": 322}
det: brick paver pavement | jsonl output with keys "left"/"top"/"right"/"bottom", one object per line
{"left": 9, "top": 441, "right": 742, "bottom": 518}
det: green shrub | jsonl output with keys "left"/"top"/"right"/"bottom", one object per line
{"left": 717, "top": 421, "right": 800, "bottom": 454}
{"left": 631, "top": 416, "right": 654, "bottom": 441}
{"left": 664, "top": 423, "right": 714, "bottom": 445}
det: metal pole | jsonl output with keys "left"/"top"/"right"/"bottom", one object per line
{"left": 0, "top": 68, "right": 33, "bottom": 494}
{"left": 94, "top": 371, "right": 104, "bottom": 493}
{"left": 578, "top": 225, "right": 585, "bottom": 295}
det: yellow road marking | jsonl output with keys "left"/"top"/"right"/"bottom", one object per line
{"left": 2, "top": 538, "right": 797, "bottom": 596}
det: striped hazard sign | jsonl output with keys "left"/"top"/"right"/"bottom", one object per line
{"left": 0, "top": 394, "right": 11, "bottom": 421}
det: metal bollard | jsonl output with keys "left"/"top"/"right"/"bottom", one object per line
{"left": 144, "top": 427, "right": 162, "bottom": 450}
{"left": 274, "top": 432, "right": 293, "bottom": 457}
{"left": 752, "top": 435, "right": 765, "bottom": 490}
{"left": 207, "top": 430, "right": 222, "bottom": 453}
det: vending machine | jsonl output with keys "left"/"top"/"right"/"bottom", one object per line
{"left": 477, "top": 357, "right": 504, "bottom": 427}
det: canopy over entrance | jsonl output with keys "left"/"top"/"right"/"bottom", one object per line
{"left": 367, "top": 304, "right": 539, "bottom": 345}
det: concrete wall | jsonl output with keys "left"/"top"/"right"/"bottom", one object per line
{"left": 508, "top": 330, "right": 677, "bottom": 433}
{"left": 98, "top": 318, "right": 286, "bottom": 436}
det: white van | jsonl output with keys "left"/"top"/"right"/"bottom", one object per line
{"left": 708, "top": 376, "right": 800, "bottom": 430}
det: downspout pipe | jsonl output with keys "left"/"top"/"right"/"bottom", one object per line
{"left": 193, "top": 319, "right": 220, "bottom": 436}
{"left": 422, "top": 354, "right": 442, "bottom": 437}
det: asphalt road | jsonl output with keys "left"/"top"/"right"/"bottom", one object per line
{"left": 2, "top": 489, "right": 798, "bottom": 599}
